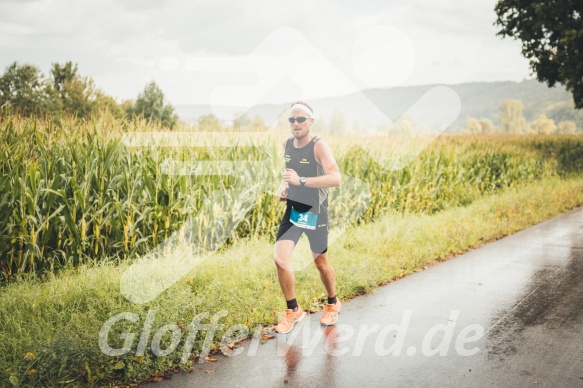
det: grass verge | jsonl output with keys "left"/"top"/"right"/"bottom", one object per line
{"left": 1, "top": 175, "right": 583, "bottom": 387}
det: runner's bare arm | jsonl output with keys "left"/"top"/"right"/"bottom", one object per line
{"left": 279, "top": 138, "right": 289, "bottom": 199}
{"left": 305, "top": 139, "right": 341, "bottom": 188}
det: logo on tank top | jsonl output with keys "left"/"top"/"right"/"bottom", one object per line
{"left": 300, "top": 158, "right": 310, "bottom": 164}
{"left": 284, "top": 154, "right": 290, "bottom": 162}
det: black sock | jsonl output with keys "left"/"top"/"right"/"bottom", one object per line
{"left": 286, "top": 298, "right": 298, "bottom": 311}
{"left": 328, "top": 295, "right": 337, "bottom": 305}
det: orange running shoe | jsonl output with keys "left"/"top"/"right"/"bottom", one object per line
{"left": 320, "top": 300, "right": 341, "bottom": 326}
{"left": 275, "top": 305, "right": 306, "bottom": 334}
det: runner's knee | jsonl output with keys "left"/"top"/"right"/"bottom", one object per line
{"left": 274, "top": 254, "right": 290, "bottom": 269}
{"left": 314, "top": 258, "right": 330, "bottom": 272}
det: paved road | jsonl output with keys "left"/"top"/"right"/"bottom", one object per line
{"left": 157, "top": 207, "right": 583, "bottom": 387}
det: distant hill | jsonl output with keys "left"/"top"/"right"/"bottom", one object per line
{"left": 175, "top": 79, "right": 581, "bottom": 132}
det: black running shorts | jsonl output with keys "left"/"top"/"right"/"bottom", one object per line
{"left": 276, "top": 204, "right": 329, "bottom": 254}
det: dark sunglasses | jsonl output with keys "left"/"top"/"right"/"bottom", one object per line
{"left": 288, "top": 116, "right": 310, "bottom": 124}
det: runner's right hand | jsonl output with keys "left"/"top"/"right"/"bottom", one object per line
{"left": 279, "top": 184, "right": 288, "bottom": 201}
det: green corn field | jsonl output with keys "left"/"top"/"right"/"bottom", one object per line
{"left": 1, "top": 112, "right": 582, "bottom": 282}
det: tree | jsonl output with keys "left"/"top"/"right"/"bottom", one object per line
{"left": 131, "top": 81, "right": 178, "bottom": 129}
{"left": 463, "top": 117, "right": 497, "bottom": 135}
{"left": 0, "top": 60, "right": 131, "bottom": 119}
{"left": 232, "top": 111, "right": 252, "bottom": 130}
{"left": 329, "top": 109, "right": 347, "bottom": 133}
{"left": 94, "top": 92, "right": 126, "bottom": 119}
{"left": 0, "top": 62, "right": 45, "bottom": 116}
{"left": 196, "top": 113, "right": 222, "bottom": 131}
{"left": 46, "top": 61, "right": 98, "bottom": 118}
{"left": 311, "top": 116, "right": 327, "bottom": 133}
{"left": 545, "top": 100, "right": 583, "bottom": 129}
{"left": 464, "top": 117, "right": 482, "bottom": 134}
{"left": 495, "top": 1, "right": 583, "bottom": 108}
{"left": 557, "top": 120, "right": 577, "bottom": 134}
{"left": 479, "top": 119, "right": 496, "bottom": 135}
{"left": 499, "top": 99, "right": 527, "bottom": 134}
{"left": 250, "top": 114, "right": 267, "bottom": 131}
{"left": 529, "top": 114, "right": 557, "bottom": 134}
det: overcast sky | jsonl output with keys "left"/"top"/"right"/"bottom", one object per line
{"left": 0, "top": 0, "right": 532, "bottom": 106}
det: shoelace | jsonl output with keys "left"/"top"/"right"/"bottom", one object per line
{"left": 324, "top": 304, "right": 335, "bottom": 314}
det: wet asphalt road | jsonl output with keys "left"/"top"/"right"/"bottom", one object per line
{"left": 157, "top": 207, "right": 583, "bottom": 387}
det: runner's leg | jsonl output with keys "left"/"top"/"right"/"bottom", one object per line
{"left": 275, "top": 239, "right": 297, "bottom": 301}
{"left": 313, "top": 252, "right": 336, "bottom": 298}
{"left": 307, "top": 210, "right": 335, "bottom": 298}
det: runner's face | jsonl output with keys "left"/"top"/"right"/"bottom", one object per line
{"left": 289, "top": 108, "right": 313, "bottom": 140}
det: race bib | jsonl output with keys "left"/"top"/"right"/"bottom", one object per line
{"left": 290, "top": 207, "right": 319, "bottom": 230}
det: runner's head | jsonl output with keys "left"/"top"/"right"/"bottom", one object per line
{"left": 288, "top": 101, "right": 314, "bottom": 140}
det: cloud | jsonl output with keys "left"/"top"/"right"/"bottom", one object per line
{"left": 0, "top": 0, "right": 530, "bottom": 104}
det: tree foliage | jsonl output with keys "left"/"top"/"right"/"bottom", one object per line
{"left": 46, "top": 61, "right": 97, "bottom": 118}
{"left": 528, "top": 114, "right": 557, "bottom": 134}
{"left": 311, "top": 116, "right": 327, "bottom": 133}
{"left": 329, "top": 109, "right": 347, "bottom": 133}
{"left": 465, "top": 117, "right": 483, "bottom": 135}
{"left": 495, "top": 0, "right": 583, "bottom": 108}
{"left": 0, "top": 62, "right": 180, "bottom": 128}
{"left": 545, "top": 100, "right": 583, "bottom": 129}
{"left": 0, "top": 62, "right": 45, "bottom": 116}
{"left": 232, "top": 111, "right": 252, "bottom": 130}
{"left": 463, "top": 117, "right": 497, "bottom": 135}
{"left": 130, "top": 81, "right": 178, "bottom": 129}
{"left": 557, "top": 120, "right": 576, "bottom": 134}
{"left": 196, "top": 113, "right": 222, "bottom": 131}
{"left": 500, "top": 99, "right": 527, "bottom": 134}
{"left": 480, "top": 119, "right": 496, "bottom": 135}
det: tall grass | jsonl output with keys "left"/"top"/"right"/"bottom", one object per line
{"left": 1, "top": 113, "right": 582, "bottom": 281}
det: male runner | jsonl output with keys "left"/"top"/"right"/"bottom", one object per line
{"left": 274, "top": 101, "right": 342, "bottom": 334}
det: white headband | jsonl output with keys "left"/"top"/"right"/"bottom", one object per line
{"left": 289, "top": 103, "right": 313, "bottom": 117}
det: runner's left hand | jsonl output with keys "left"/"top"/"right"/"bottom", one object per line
{"left": 283, "top": 168, "right": 300, "bottom": 186}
